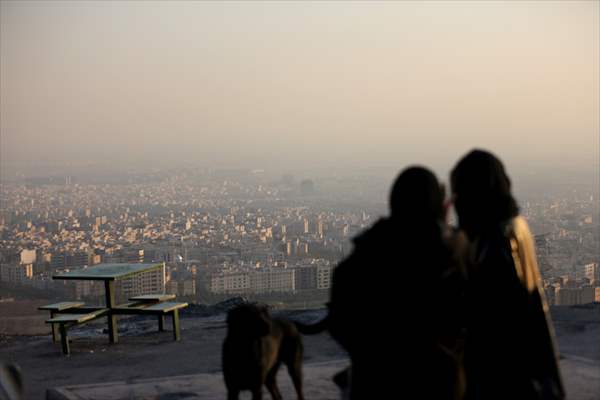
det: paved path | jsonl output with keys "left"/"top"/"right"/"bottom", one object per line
{"left": 47, "top": 360, "right": 350, "bottom": 400}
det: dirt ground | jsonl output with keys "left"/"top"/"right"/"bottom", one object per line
{"left": 1, "top": 303, "right": 599, "bottom": 400}
{"left": 0, "top": 300, "right": 52, "bottom": 336}
{"left": 1, "top": 311, "right": 346, "bottom": 400}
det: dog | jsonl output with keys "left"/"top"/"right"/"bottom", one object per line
{"left": 223, "top": 303, "right": 305, "bottom": 400}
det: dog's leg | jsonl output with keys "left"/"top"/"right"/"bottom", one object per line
{"left": 333, "top": 367, "right": 352, "bottom": 400}
{"left": 287, "top": 362, "right": 305, "bottom": 400}
{"left": 251, "top": 387, "right": 263, "bottom": 400}
{"left": 227, "top": 388, "right": 240, "bottom": 400}
{"left": 284, "top": 341, "right": 305, "bottom": 400}
{"left": 266, "top": 366, "right": 283, "bottom": 400}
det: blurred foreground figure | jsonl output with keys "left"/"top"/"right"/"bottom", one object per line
{"left": 451, "top": 150, "right": 564, "bottom": 400}
{"left": 0, "top": 363, "right": 23, "bottom": 400}
{"left": 329, "top": 166, "right": 467, "bottom": 400}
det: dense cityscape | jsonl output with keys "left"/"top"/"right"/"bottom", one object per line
{"left": 1, "top": 1, "right": 597, "bottom": 398}
{"left": 0, "top": 167, "right": 598, "bottom": 308}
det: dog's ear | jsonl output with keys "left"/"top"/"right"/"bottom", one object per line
{"left": 258, "top": 304, "right": 271, "bottom": 316}
{"left": 227, "top": 305, "right": 271, "bottom": 337}
{"left": 226, "top": 307, "right": 237, "bottom": 325}
{"left": 226, "top": 305, "right": 246, "bottom": 329}
{"left": 251, "top": 306, "right": 272, "bottom": 337}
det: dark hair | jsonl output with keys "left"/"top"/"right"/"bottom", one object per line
{"left": 390, "top": 166, "right": 445, "bottom": 222}
{"left": 451, "top": 149, "right": 519, "bottom": 233}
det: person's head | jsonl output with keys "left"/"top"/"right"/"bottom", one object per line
{"left": 389, "top": 166, "right": 445, "bottom": 224}
{"left": 450, "top": 149, "right": 519, "bottom": 236}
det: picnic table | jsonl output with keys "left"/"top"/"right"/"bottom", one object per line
{"left": 40, "top": 263, "right": 187, "bottom": 355}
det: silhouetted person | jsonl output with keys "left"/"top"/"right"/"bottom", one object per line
{"left": 451, "top": 150, "right": 564, "bottom": 400}
{"left": 329, "top": 166, "right": 467, "bottom": 400}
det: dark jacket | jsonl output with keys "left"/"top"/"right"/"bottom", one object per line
{"left": 464, "top": 216, "right": 564, "bottom": 400}
{"left": 329, "top": 217, "right": 467, "bottom": 400}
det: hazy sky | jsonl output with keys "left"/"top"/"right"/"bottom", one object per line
{"left": 1, "top": 1, "right": 598, "bottom": 177}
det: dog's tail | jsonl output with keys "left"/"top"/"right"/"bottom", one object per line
{"left": 294, "top": 315, "right": 329, "bottom": 335}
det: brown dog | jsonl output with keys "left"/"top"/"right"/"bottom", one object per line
{"left": 223, "top": 304, "right": 305, "bottom": 400}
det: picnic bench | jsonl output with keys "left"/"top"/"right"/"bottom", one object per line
{"left": 43, "top": 309, "right": 109, "bottom": 355}
{"left": 39, "top": 296, "right": 187, "bottom": 355}
{"left": 114, "top": 299, "right": 188, "bottom": 341}
{"left": 39, "top": 302, "right": 90, "bottom": 343}
{"left": 123, "top": 294, "right": 184, "bottom": 336}
{"left": 40, "top": 262, "right": 189, "bottom": 355}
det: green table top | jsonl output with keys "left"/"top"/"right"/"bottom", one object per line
{"left": 53, "top": 263, "right": 163, "bottom": 281}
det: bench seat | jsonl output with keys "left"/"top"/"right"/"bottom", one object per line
{"left": 45, "top": 308, "right": 109, "bottom": 355}
{"left": 128, "top": 294, "right": 176, "bottom": 302}
{"left": 113, "top": 301, "right": 187, "bottom": 341}
{"left": 139, "top": 301, "right": 188, "bottom": 314}
{"left": 46, "top": 309, "right": 108, "bottom": 324}
{"left": 38, "top": 302, "right": 85, "bottom": 311}
{"left": 39, "top": 302, "right": 86, "bottom": 344}
{"left": 141, "top": 302, "right": 187, "bottom": 341}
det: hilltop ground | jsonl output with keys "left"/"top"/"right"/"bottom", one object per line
{"left": 0, "top": 302, "right": 599, "bottom": 399}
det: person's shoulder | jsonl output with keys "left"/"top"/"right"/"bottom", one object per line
{"left": 353, "top": 218, "right": 393, "bottom": 243}
{"left": 334, "top": 218, "right": 392, "bottom": 278}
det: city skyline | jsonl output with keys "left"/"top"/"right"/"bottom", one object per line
{"left": 1, "top": 3, "right": 598, "bottom": 398}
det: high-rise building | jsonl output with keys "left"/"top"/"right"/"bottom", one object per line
{"left": 555, "top": 287, "right": 579, "bottom": 305}
{"left": 555, "top": 285, "right": 597, "bottom": 305}
{"left": 20, "top": 249, "right": 36, "bottom": 265}
{"left": 0, "top": 263, "right": 33, "bottom": 284}
{"left": 317, "top": 264, "right": 333, "bottom": 289}
{"left": 117, "top": 262, "right": 166, "bottom": 301}
{"left": 316, "top": 217, "right": 324, "bottom": 238}
{"left": 208, "top": 272, "right": 249, "bottom": 294}
{"left": 295, "top": 265, "right": 317, "bottom": 291}
{"left": 73, "top": 280, "right": 104, "bottom": 300}
{"left": 584, "top": 263, "right": 599, "bottom": 282}
{"left": 249, "top": 268, "right": 295, "bottom": 294}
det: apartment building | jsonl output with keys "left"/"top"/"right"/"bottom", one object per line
{"left": 0, "top": 263, "right": 33, "bottom": 284}
{"left": 116, "top": 262, "right": 166, "bottom": 301}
